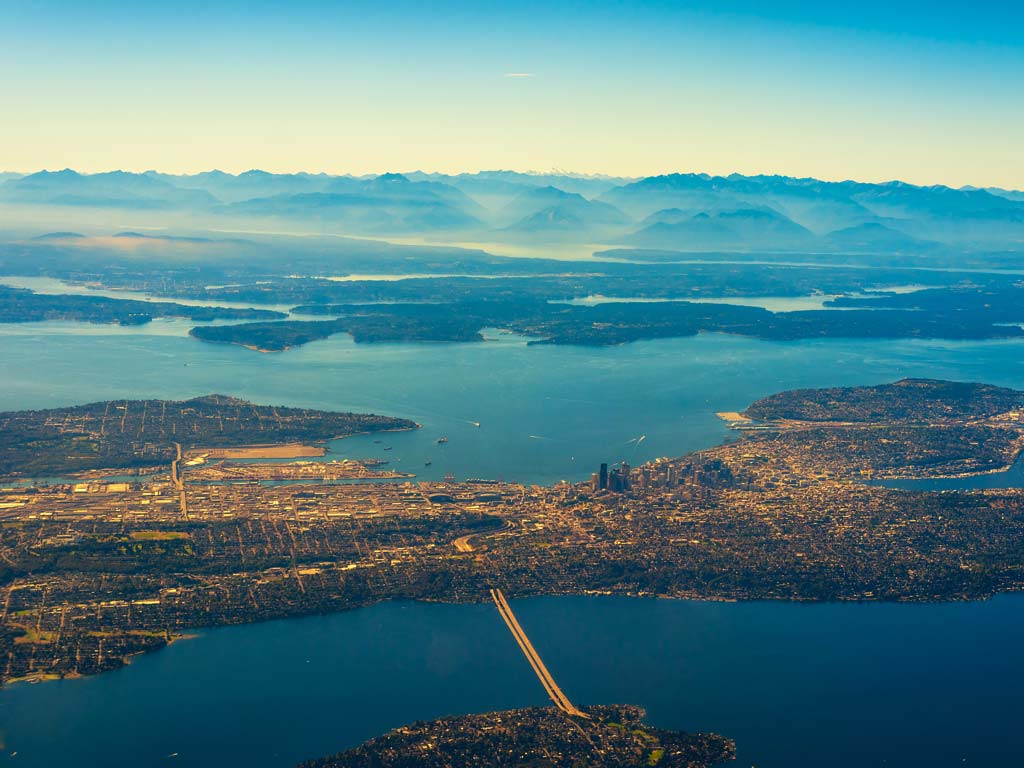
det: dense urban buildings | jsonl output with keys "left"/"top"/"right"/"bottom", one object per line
{"left": 300, "top": 706, "right": 734, "bottom": 768}
{"left": 4, "top": 379, "right": 1024, "bottom": 689}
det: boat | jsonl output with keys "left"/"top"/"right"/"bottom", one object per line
{"left": 424, "top": 460, "right": 432, "bottom": 466}
{"left": 436, "top": 437, "right": 448, "bottom": 444}
{"left": 383, "top": 446, "right": 392, "bottom": 451}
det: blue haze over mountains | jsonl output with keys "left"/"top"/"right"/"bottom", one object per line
{"left": 1, "top": 168, "right": 1022, "bottom": 253}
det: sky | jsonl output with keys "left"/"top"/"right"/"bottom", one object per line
{"left": 1, "top": 0, "right": 1022, "bottom": 188}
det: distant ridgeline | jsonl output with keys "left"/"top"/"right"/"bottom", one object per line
{"left": 0, "top": 395, "right": 416, "bottom": 477}
{"left": 2, "top": 169, "right": 1023, "bottom": 250}
{"left": 299, "top": 705, "right": 735, "bottom": 768}
{"left": 3, "top": 168, "right": 1024, "bottom": 353}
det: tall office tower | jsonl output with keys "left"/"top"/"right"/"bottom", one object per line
{"left": 599, "top": 463, "right": 608, "bottom": 490}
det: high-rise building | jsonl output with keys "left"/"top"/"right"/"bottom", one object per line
{"left": 599, "top": 463, "right": 608, "bottom": 490}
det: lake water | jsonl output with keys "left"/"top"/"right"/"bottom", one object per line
{"left": 1, "top": 595, "right": 1022, "bottom": 768}
{"left": 2, "top": 316, "right": 1024, "bottom": 766}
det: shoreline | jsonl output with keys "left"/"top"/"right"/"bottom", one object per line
{"left": 7, "top": 585, "right": 1022, "bottom": 689}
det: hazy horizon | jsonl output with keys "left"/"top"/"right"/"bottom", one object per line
{"left": 4, "top": 4, "right": 1024, "bottom": 764}
{"left": 2, "top": 166, "right": 1020, "bottom": 193}
{"left": 3, "top": 0, "right": 1021, "bottom": 188}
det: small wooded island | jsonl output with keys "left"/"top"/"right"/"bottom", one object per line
{"left": 299, "top": 705, "right": 735, "bottom": 768}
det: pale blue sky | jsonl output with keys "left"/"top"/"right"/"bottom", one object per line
{"left": 2, "top": 1, "right": 1021, "bottom": 187}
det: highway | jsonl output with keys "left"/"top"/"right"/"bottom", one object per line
{"left": 452, "top": 519, "right": 514, "bottom": 553}
{"left": 172, "top": 442, "right": 188, "bottom": 520}
{"left": 490, "top": 588, "right": 589, "bottom": 718}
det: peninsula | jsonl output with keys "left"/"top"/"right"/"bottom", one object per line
{"left": 0, "top": 395, "right": 417, "bottom": 477}
{"left": 0, "top": 284, "right": 285, "bottom": 326}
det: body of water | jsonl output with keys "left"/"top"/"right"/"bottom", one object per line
{"left": 2, "top": 595, "right": 1022, "bottom": 768}
{"left": 1, "top": 321, "right": 1024, "bottom": 485}
{"left": 559, "top": 294, "right": 840, "bottom": 311}
{"left": 2, "top": 313, "right": 1024, "bottom": 766}
{"left": 0, "top": 276, "right": 299, "bottom": 315}
{"left": 559, "top": 285, "right": 929, "bottom": 313}
{"left": 874, "top": 452, "right": 1024, "bottom": 491}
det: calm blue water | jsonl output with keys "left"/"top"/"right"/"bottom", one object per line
{"left": 2, "top": 322, "right": 1024, "bottom": 485}
{"left": 2, "top": 320, "right": 1024, "bottom": 767}
{"left": 1, "top": 595, "right": 1022, "bottom": 768}
{"left": 875, "top": 453, "right": 1024, "bottom": 491}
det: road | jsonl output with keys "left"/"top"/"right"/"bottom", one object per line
{"left": 491, "top": 588, "right": 589, "bottom": 718}
{"left": 452, "top": 519, "right": 514, "bottom": 553}
{"left": 172, "top": 442, "right": 188, "bottom": 520}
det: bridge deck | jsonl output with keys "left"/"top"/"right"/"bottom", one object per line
{"left": 491, "top": 588, "right": 589, "bottom": 718}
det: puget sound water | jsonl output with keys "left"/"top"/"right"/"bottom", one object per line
{"left": 2, "top": 317, "right": 1024, "bottom": 767}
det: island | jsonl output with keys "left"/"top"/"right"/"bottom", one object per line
{"left": 189, "top": 312, "right": 484, "bottom": 351}
{"left": 3, "top": 379, "right": 1024, "bottom": 687}
{"left": 9, "top": 242, "right": 1024, "bottom": 350}
{"left": 299, "top": 705, "right": 735, "bottom": 768}
{"left": 190, "top": 298, "right": 1024, "bottom": 351}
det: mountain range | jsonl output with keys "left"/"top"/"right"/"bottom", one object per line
{"left": 1, "top": 168, "right": 1022, "bottom": 252}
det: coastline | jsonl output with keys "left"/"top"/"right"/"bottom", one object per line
{"left": 9, "top": 584, "right": 1024, "bottom": 689}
